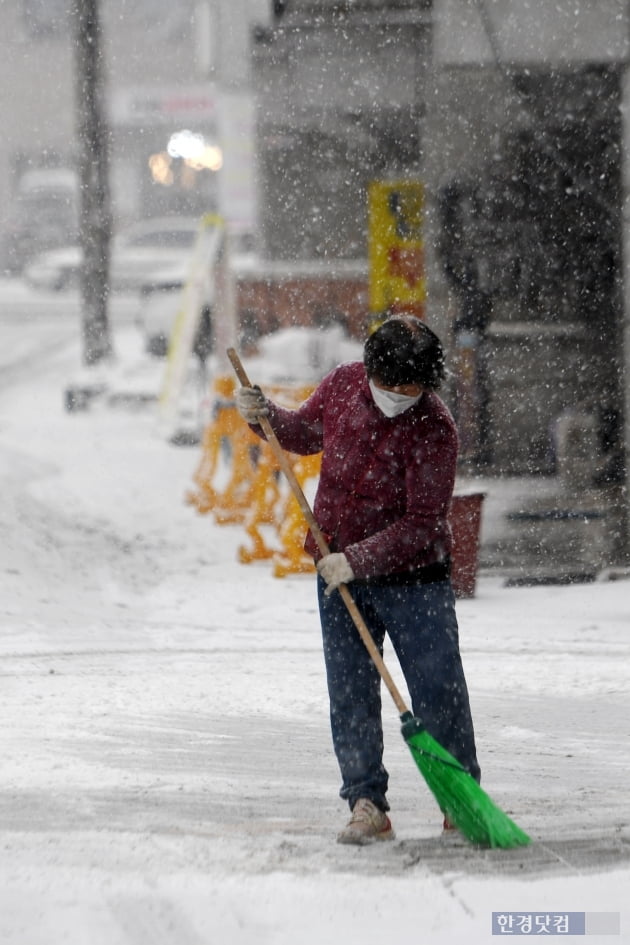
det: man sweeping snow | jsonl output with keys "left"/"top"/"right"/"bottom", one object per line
{"left": 236, "top": 315, "right": 480, "bottom": 844}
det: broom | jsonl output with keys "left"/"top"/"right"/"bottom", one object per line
{"left": 227, "top": 348, "right": 530, "bottom": 849}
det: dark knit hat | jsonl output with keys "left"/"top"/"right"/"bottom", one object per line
{"left": 363, "top": 316, "right": 445, "bottom": 390}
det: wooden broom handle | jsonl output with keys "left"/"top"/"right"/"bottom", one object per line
{"left": 226, "top": 347, "right": 409, "bottom": 716}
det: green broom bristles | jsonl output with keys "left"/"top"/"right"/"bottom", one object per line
{"left": 400, "top": 712, "right": 531, "bottom": 849}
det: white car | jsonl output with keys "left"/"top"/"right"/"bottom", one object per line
{"left": 24, "top": 216, "right": 201, "bottom": 292}
{"left": 137, "top": 228, "right": 253, "bottom": 358}
{"left": 136, "top": 263, "right": 193, "bottom": 357}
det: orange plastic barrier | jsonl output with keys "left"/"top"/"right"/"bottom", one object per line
{"left": 272, "top": 453, "right": 321, "bottom": 577}
{"left": 187, "top": 376, "right": 320, "bottom": 575}
{"left": 237, "top": 442, "right": 284, "bottom": 562}
{"left": 185, "top": 376, "right": 246, "bottom": 516}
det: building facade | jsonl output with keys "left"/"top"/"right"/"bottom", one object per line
{"left": 0, "top": 0, "right": 266, "bottom": 259}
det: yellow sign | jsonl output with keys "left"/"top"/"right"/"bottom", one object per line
{"left": 368, "top": 180, "right": 425, "bottom": 318}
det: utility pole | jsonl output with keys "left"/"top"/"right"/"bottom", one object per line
{"left": 73, "top": 0, "right": 112, "bottom": 366}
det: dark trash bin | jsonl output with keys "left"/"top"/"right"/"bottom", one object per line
{"left": 449, "top": 492, "right": 485, "bottom": 598}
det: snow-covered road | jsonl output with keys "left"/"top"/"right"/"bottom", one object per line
{"left": 0, "top": 308, "right": 628, "bottom": 943}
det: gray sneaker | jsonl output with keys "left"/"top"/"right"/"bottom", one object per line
{"left": 336, "top": 798, "right": 395, "bottom": 845}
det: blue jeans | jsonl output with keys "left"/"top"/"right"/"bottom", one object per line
{"left": 318, "top": 576, "right": 480, "bottom": 812}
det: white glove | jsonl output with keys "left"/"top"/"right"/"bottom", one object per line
{"left": 236, "top": 385, "right": 269, "bottom": 423}
{"left": 317, "top": 552, "right": 355, "bottom": 596}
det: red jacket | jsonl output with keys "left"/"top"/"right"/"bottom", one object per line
{"left": 259, "top": 360, "right": 458, "bottom": 580}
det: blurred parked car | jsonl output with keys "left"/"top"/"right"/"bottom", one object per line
{"left": 136, "top": 228, "right": 253, "bottom": 358}
{"left": 1, "top": 168, "right": 79, "bottom": 274}
{"left": 142, "top": 286, "right": 214, "bottom": 362}
{"left": 24, "top": 216, "right": 201, "bottom": 292}
{"left": 136, "top": 263, "right": 193, "bottom": 357}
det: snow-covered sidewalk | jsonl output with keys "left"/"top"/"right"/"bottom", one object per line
{"left": 0, "top": 325, "right": 628, "bottom": 944}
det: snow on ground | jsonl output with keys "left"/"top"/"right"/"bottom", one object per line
{"left": 0, "top": 317, "right": 629, "bottom": 944}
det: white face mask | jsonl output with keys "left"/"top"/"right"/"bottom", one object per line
{"left": 369, "top": 379, "right": 421, "bottom": 418}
